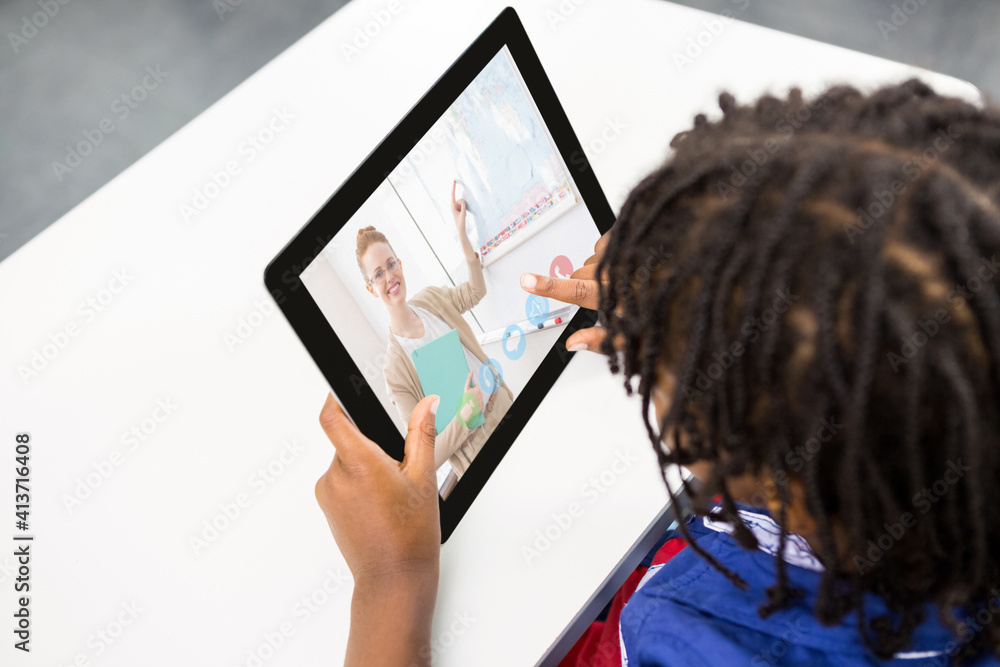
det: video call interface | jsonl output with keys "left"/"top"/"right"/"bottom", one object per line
{"left": 302, "top": 47, "right": 601, "bottom": 499}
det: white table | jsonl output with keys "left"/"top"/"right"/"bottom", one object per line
{"left": 0, "top": 1, "right": 980, "bottom": 665}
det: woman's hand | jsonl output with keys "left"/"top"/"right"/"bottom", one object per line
{"left": 520, "top": 230, "right": 612, "bottom": 353}
{"left": 316, "top": 394, "right": 442, "bottom": 666}
{"left": 451, "top": 179, "right": 468, "bottom": 235}
{"left": 458, "top": 370, "right": 485, "bottom": 425}
{"left": 451, "top": 180, "right": 479, "bottom": 264}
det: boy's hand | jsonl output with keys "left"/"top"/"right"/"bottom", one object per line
{"left": 316, "top": 394, "right": 442, "bottom": 584}
{"left": 520, "top": 229, "right": 612, "bottom": 353}
{"left": 317, "top": 394, "right": 442, "bottom": 666}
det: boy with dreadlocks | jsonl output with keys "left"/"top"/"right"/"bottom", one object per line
{"left": 314, "top": 79, "right": 1000, "bottom": 665}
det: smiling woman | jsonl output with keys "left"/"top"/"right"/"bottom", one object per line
{"left": 353, "top": 182, "right": 514, "bottom": 489}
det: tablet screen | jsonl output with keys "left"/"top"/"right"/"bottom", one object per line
{"left": 299, "top": 46, "right": 601, "bottom": 500}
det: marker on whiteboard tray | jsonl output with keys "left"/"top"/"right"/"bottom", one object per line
{"left": 536, "top": 315, "right": 564, "bottom": 330}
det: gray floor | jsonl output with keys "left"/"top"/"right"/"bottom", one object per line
{"left": 667, "top": 0, "right": 1000, "bottom": 101}
{"left": 2, "top": 0, "right": 999, "bottom": 263}
{"left": 0, "top": 0, "right": 351, "bottom": 262}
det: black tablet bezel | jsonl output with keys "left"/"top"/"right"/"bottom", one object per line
{"left": 263, "top": 6, "right": 615, "bottom": 542}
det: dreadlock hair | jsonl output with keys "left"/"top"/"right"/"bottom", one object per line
{"left": 598, "top": 78, "right": 1000, "bottom": 662}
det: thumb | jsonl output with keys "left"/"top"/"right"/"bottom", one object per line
{"left": 566, "top": 326, "right": 608, "bottom": 354}
{"left": 403, "top": 394, "right": 440, "bottom": 479}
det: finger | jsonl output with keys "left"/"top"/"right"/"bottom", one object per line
{"left": 566, "top": 326, "right": 607, "bottom": 354}
{"left": 594, "top": 229, "right": 612, "bottom": 254}
{"left": 571, "top": 263, "right": 597, "bottom": 281}
{"left": 451, "top": 180, "right": 457, "bottom": 208}
{"left": 404, "top": 395, "right": 440, "bottom": 478}
{"left": 465, "top": 369, "right": 474, "bottom": 390}
{"left": 582, "top": 233, "right": 612, "bottom": 267}
{"left": 318, "top": 393, "right": 372, "bottom": 463}
{"left": 520, "top": 273, "right": 598, "bottom": 309}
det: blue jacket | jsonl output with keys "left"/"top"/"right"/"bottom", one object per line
{"left": 619, "top": 506, "right": 1000, "bottom": 666}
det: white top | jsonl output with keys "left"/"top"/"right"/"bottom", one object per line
{"left": 393, "top": 306, "right": 483, "bottom": 390}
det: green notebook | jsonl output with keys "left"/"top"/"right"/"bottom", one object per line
{"left": 411, "top": 328, "right": 485, "bottom": 433}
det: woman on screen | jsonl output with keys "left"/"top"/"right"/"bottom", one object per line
{"left": 356, "top": 181, "right": 514, "bottom": 481}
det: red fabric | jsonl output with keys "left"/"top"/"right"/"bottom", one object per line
{"left": 558, "top": 537, "right": 688, "bottom": 667}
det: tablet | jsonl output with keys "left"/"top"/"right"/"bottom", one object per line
{"left": 264, "top": 7, "right": 614, "bottom": 541}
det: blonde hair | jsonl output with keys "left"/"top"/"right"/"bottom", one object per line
{"left": 355, "top": 226, "right": 394, "bottom": 280}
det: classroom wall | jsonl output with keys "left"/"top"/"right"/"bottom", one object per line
{"left": 301, "top": 252, "right": 407, "bottom": 435}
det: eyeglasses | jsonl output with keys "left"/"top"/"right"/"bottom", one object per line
{"left": 368, "top": 258, "right": 400, "bottom": 286}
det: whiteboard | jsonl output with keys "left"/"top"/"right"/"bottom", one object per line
{"left": 385, "top": 46, "right": 598, "bottom": 333}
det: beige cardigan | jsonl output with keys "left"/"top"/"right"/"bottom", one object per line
{"left": 383, "top": 257, "right": 514, "bottom": 477}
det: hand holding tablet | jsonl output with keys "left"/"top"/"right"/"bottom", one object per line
{"left": 315, "top": 393, "right": 441, "bottom": 666}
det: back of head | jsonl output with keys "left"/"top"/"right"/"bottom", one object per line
{"left": 599, "top": 79, "right": 1000, "bottom": 661}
